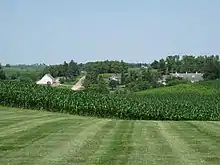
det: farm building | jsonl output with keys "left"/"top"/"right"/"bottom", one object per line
{"left": 36, "top": 74, "right": 60, "bottom": 85}
{"left": 109, "top": 74, "right": 121, "bottom": 84}
{"left": 170, "top": 72, "right": 204, "bottom": 83}
{"left": 158, "top": 72, "right": 204, "bottom": 85}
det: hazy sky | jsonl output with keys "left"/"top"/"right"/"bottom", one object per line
{"left": 1, "top": 0, "right": 220, "bottom": 65}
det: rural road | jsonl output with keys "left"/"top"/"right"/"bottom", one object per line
{"left": 71, "top": 76, "right": 85, "bottom": 91}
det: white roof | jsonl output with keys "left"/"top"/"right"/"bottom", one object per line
{"left": 36, "top": 73, "right": 55, "bottom": 84}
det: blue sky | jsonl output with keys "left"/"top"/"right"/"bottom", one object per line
{"left": 1, "top": 0, "right": 220, "bottom": 65}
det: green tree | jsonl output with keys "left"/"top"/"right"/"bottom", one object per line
{"left": 151, "top": 60, "right": 159, "bottom": 69}
{"left": 83, "top": 60, "right": 129, "bottom": 74}
{"left": 5, "top": 64, "right": 11, "bottom": 68}
{"left": 158, "top": 59, "right": 166, "bottom": 74}
{"left": 63, "top": 61, "right": 69, "bottom": 78}
{"left": 166, "top": 76, "right": 188, "bottom": 86}
{"left": 203, "top": 59, "right": 220, "bottom": 80}
{"left": 84, "top": 75, "right": 109, "bottom": 94}
{"left": 67, "top": 60, "right": 79, "bottom": 78}
{"left": 0, "top": 64, "right": 6, "bottom": 80}
{"left": 120, "top": 71, "right": 126, "bottom": 85}
{"left": 180, "top": 56, "right": 196, "bottom": 72}
{"left": 109, "top": 79, "right": 118, "bottom": 90}
{"left": 83, "top": 71, "right": 99, "bottom": 87}
{"left": 97, "top": 75, "right": 110, "bottom": 94}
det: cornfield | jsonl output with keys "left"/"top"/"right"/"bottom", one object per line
{"left": 0, "top": 80, "right": 219, "bottom": 120}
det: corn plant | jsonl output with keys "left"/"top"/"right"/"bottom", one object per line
{"left": 0, "top": 80, "right": 219, "bottom": 120}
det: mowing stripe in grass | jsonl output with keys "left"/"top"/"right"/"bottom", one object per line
{"left": 0, "top": 107, "right": 74, "bottom": 118}
{"left": 0, "top": 107, "right": 220, "bottom": 165}
{"left": 57, "top": 120, "right": 117, "bottom": 165}
{"left": 126, "top": 121, "right": 161, "bottom": 165}
{"left": 0, "top": 117, "right": 71, "bottom": 153}
{"left": 186, "top": 122, "right": 220, "bottom": 145}
{"left": 0, "top": 113, "right": 47, "bottom": 120}
{"left": 0, "top": 109, "right": 56, "bottom": 117}
{"left": 193, "top": 122, "right": 220, "bottom": 137}
{"left": 186, "top": 122, "right": 220, "bottom": 164}
{"left": 87, "top": 120, "right": 134, "bottom": 165}
{"left": 0, "top": 114, "right": 59, "bottom": 131}
{"left": 85, "top": 121, "right": 121, "bottom": 164}
{"left": 0, "top": 116, "right": 68, "bottom": 139}
{"left": 0, "top": 117, "right": 73, "bottom": 159}
{"left": 127, "top": 121, "right": 181, "bottom": 165}
{"left": 0, "top": 118, "right": 79, "bottom": 154}
{"left": 207, "top": 121, "right": 220, "bottom": 127}
{"left": 0, "top": 107, "right": 44, "bottom": 116}
{"left": 168, "top": 121, "right": 220, "bottom": 165}
{"left": 104, "top": 121, "right": 134, "bottom": 165}
{"left": 126, "top": 121, "right": 149, "bottom": 165}
{"left": 1, "top": 118, "right": 98, "bottom": 165}
{"left": 33, "top": 119, "right": 108, "bottom": 165}
{"left": 0, "top": 111, "right": 17, "bottom": 115}
{"left": 158, "top": 121, "right": 205, "bottom": 165}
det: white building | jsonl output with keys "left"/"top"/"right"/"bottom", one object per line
{"left": 109, "top": 75, "right": 121, "bottom": 84}
{"left": 36, "top": 74, "right": 56, "bottom": 85}
{"left": 158, "top": 72, "right": 204, "bottom": 85}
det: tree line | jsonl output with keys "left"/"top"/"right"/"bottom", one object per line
{"left": 79, "top": 60, "right": 129, "bottom": 74}
{"left": 40, "top": 60, "right": 80, "bottom": 82}
{"left": 150, "top": 55, "right": 220, "bottom": 76}
{"left": 1, "top": 55, "right": 220, "bottom": 86}
{"left": 82, "top": 55, "right": 220, "bottom": 93}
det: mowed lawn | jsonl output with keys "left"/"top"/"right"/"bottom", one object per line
{"left": 0, "top": 107, "right": 220, "bottom": 165}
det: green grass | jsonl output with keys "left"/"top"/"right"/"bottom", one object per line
{"left": 58, "top": 74, "right": 85, "bottom": 89}
{"left": 198, "top": 79, "right": 220, "bottom": 90}
{"left": 99, "top": 73, "right": 116, "bottom": 83}
{"left": 59, "top": 84, "right": 73, "bottom": 89}
{"left": 128, "top": 67, "right": 140, "bottom": 71}
{"left": 99, "top": 73, "right": 115, "bottom": 78}
{"left": 136, "top": 80, "right": 219, "bottom": 95}
{"left": 65, "top": 74, "right": 85, "bottom": 85}
{"left": 0, "top": 106, "right": 220, "bottom": 165}
{"left": 3, "top": 67, "right": 44, "bottom": 76}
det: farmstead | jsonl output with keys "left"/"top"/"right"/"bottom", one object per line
{"left": 1, "top": 1, "right": 220, "bottom": 162}
{"left": 37, "top": 73, "right": 60, "bottom": 86}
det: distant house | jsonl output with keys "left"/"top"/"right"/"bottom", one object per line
{"left": 170, "top": 72, "right": 204, "bottom": 83}
{"left": 158, "top": 75, "right": 168, "bottom": 85}
{"left": 36, "top": 74, "right": 59, "bottom": 85}
{"left": 109, "top": 74, "right": 121, "bottom": 84}
{"left": 141, "top": 65, "right": 148, "bottom": 69}
{"left": 158, "top": 72, "right": 204, "bottom": 85}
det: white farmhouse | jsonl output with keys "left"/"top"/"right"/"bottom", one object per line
{"left": 36, "top": 74, "right": 56, "bottom": 85}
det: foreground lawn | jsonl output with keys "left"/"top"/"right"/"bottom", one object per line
{"left": 0, "top": 107, "right": 220, "bottom": 165}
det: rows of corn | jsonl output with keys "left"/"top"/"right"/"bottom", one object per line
{"left": 0, "top": 80, "right": 220, "bottom": 120}
{"left": 136, "top": 83, "right": 218, "bottom": 95}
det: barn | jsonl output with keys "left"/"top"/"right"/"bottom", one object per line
{"left": 36, "top": 74, "right": 57, "bottom": 85}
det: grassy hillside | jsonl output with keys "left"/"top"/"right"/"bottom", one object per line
{"left": 136, "top": 80, "right": 220, "bottom": 95}
{"left": 197, "top": 79, "right": 220, "bottom": 90}
{"left": 0, "top": 106, "right": 220, "bottom": 165}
